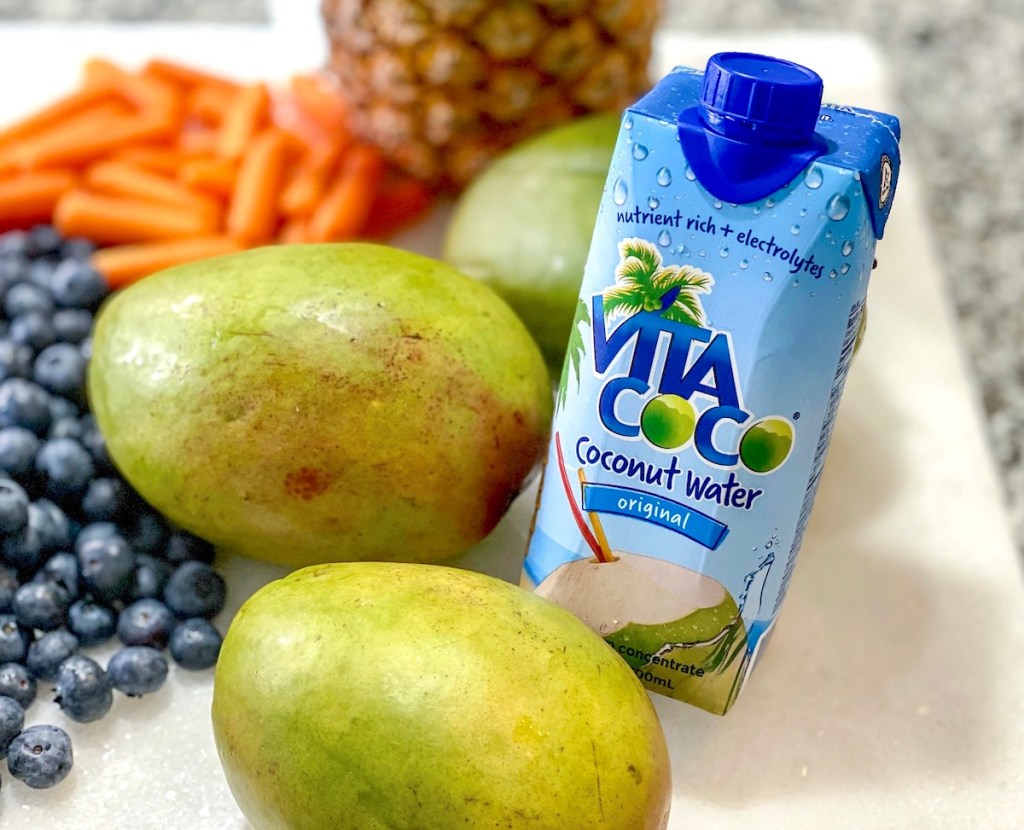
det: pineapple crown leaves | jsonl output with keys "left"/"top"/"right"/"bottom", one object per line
{"left": 602, "top": 238, "right": 713, "bottom": 328}
{"left": 556, "top": 298, "right": 591, "bottom": 411}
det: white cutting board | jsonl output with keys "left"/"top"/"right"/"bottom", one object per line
{"left": 1, "top": 5, "right": 1023, "bottom": 828}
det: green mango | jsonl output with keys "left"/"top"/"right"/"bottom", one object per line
{"left": 212, "top": 562, "right": 673, "bottom": 830}
{"left": 444, "top": 114, "right": 619, "bottom": 375}
{"left": 87, "top": 243, "right": 552, "bottom": 567}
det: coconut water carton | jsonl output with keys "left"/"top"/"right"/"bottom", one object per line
{"left": 521, "top": 53, "right": 900, "bottom": 714}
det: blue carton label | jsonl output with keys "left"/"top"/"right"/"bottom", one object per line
{"left": 522, "top": 66, "right": 900, "bottom": 715}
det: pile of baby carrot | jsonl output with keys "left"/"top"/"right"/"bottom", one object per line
{"left": 0, "top": 58, "right": 434, "bottom": 287}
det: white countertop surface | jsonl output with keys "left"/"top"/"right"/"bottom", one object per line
{"left": 0, "top": 4, "right": 1022, "bottom": 828}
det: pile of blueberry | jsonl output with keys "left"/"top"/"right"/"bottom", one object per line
{"left": 0, "top": 225, "right": 226, "bottom": 791}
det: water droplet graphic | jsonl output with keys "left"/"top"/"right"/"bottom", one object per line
{"left": 632, "top": 143, "right": 649, "bottom": 161}
{"left": 799, "top": 207, "right": 808, "bottom": 217}
{"left": 793, "top": 412, "right": 801, "bottom": 420}
{"left": 719, "top": 246, "right": 729, "bottom": 257}
{"left": 790, "top": 224, "right": 800, "bottom": 235}
{"left": 738, "top": 553, "right": 775, "bottom": 616}
{"left": 739, "top": 259, "right": 749, "bottom": 270}
{"left": 698, "top": 249, "right": 707, "bottom": 258}
{"left": 829, "top": 269, "right": 837, "bottom": 279}
{"left": 612, "top": 177, "right": 628, "bottom": 206}
{"left": 804, "top": 165, "right": 824, "bottom": 189}
{"left": 825, "top": 229, "right": 833, "bottom": 239}
{"left": 765, "top": 197, "right": 776, "bottom": 208}
{"left": 841, "top": 240, "right": 854, "bottom": 256}
{"left": 684, "top": 166, "right": 696, "bottom": 181}
{"left": 712, "top": 200, "right": 723, "bottom": 209}
{"left": 657, "top": 230, "right": 671, "bottom": 247}
{"left": 840, "top": 263, "right": 851, "bottom": 275}
{"left": 657, "top": 167, "right": 672, "bottom": 186}
{"left": 675, "top": 243, "right": 690, "bottom": 256}
{"left": 624, "top": 116, "right": 634, "bottom": 130}
{"left": 791, "top": 279, "right": 800, "bottom": 287}
{"left": 648, "top": 196, "right": 660, "bottom": 209}
{"left": 827, "top": 193, "right": 850, "bottom": 221}
{"left": 809, "top": 290, "right": 817, "bottom": 297}
{"left": 752, "top": 206, "right": 762, "bottom": 215}
{"left": 762, "top": 272, "right": 773, "bottom": 282}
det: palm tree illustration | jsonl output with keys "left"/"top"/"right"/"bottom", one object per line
{"left": 603, "top": 238, "right": 713, "bottom": 326}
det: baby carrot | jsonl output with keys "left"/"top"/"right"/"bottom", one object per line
{"left": 54, "top": 189, "right": 220, "bottom": 245}
{"left": 307, "top": 145, "right": 385, "bottom": 243}
{"left": 0, "top": 170, "right": 77, "bottom": 229}
{"left": 187, "top": 84, "right": 235, "bottom": 126}
{"left": 113, "top": 145, "right": 203, "bottom": 175}
{"left": 85, "top": 160, "right": 220, "bottom": 215}
{"left": 217, "top": 83, "right": 271, "bottom": 162}
{"left": 226, "top": 128, "right": 288, "bottom": 245}
{"left": 279, "top": 165, "right": 327, "bottom": 218}
{"left": 278, "top": 217, "right": 309, "bottom": 245}
{"left": 82, "top": 58, "right": 181, "bottom": 119}
{"left": 363, "top": 177, "right": 434, "bottom": 239}
{"left": 92, "top": 235, "right": 243, "bottom": 288}
{"left": 142, "top": 59, "right": 240, "bottom": 94}
{"left": 0, "top": 82, "right": 118, "bottom": 147}
{"left": 8, "top": 113, "right": 174, "bottom": 170}
{"left": 179, "top": 157, "right": 237, "bottom": 199}
{"left": 290, "top": 73, "right": 349, "bottom": 134}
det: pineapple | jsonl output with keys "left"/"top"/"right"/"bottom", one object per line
{"left": 321, "top": 0, "right": 663, "bottom": 189}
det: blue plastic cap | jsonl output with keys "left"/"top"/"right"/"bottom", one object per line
{"left": 700, "top": 52, "right": 823, "bottom": 146}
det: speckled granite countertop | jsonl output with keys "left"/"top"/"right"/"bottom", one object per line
{"left": 2, "top": 0, "right": 1021, "bottom": 556}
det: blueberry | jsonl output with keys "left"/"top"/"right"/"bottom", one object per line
{"left": 25, "top": 629, "right": 78, "bottom": 681}
{"left": 60, "top": 237, "right": 95, "bottom": 261}
{"left": 0, "top": 230, "right": 29, "bottom": 259}
{"left": 33, "top": 343, "right": 86, "bottom": 402}
{"left": 0, "top": 615, "right": 32, "bottom": 663}
{"left": 51, "top": 308, "right": 93, "bottom": 345}
{"left": 123, "top": 509, "right": 171, "bottom": 555}
{"left": 169, "top": 618, "right": 222, "bottom": 671}
{"left": 27, "top": 259, "right": 55, "bottom": 291}
{"left": 35, "top": 437, "right": 95, "bottom": 503}
{"left": 1, "top": 524, "right": 44, "bottom": 574}
{"left": 5, "top": 282, "right": 54, "bottom": 318}
{"left": 28, "top": 499, "right": 71, "bottom": 553}
{"left": 67, "top": 599, "right": 116, "bottom": 647}
{"left": 0, "top": 426, "right": 40, "bottom": 480}
{"left": 130, "top": 554, "right": 172, "bottom": 600}
{"left": 80, "top": 477, "right": 130, "bottom": 523}
{"left": 0, "top": 565, "right": 17, "bottom": 611}
{"left": 48, "top": 415, "right": 83, "bottom": 441}
{"left": 12, "top": 581, "right": 70, "bottom": 631}
{"left": 0, "top": 339, "right": 33, "bottom": 381}
{"left": 26, "top": 225, "right": 63, "bottom": 259}
{"left": 164, "top": 529, "right": 215, "bottom": 566}
{"left": 47, "top": 394, "right": 78, "bottom": 424}
{"left": 78, "top": 417, "right": 113, "bottom": 473}
{"left": 8, "top": 311, "right": 56, "bottom": 352}
{"left": 49, "top": 259, "right": 107, "bottom": 311}
{"left": 37, "top": 551, "right": 80, "bottom": 599}
{"left": 107, "top": 646, "right": 168, "bottom": 697}
{"left": 117, "top": 598, "right": 175, "bottom": 649}
{"left": 163, "top": 562, "right": 226, "bottom": 619}
{"left": 0, "top": 378, "right": 52, "bottom": 435}
{"left": 7, "top": 724, "right": 73, "bottom": 789}
{"left": 0, "top": 662, "right": 36, "bottom": 708}
{"left": 0, "top": 694, "right": 24, "bottom": 754}
{"left": 0, "top": 477, "right": 30, "bottom": 533}
{"left": 54, "top": 655, "right": 112, "bottom": 722}
{"left": 77, "top": 533, "right": 135, "bottom": 603}
{"left": 74, "top": 520, "right": 119, "bottom": 551}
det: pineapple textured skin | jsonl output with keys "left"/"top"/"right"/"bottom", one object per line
{"left": 322, "top": 0, "right": 662, "bottom": 188}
